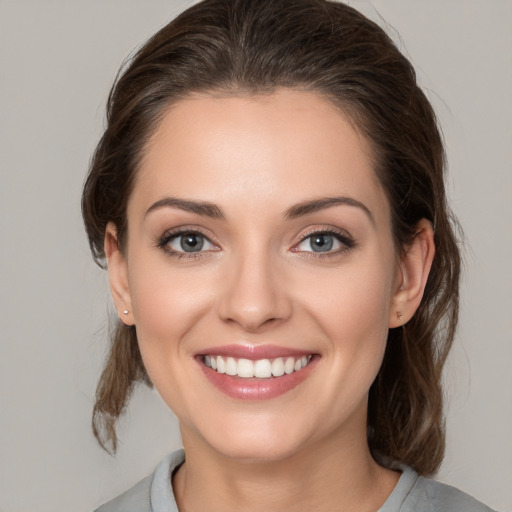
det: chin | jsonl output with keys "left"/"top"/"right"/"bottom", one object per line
{"left": 212, "top": 435, "right": 304, "bottom": 464}
{"left": 184, "top": 411, "right": 313, "bottom": 463}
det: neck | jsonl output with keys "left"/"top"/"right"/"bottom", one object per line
{"left": 173, "top": 425, "right": 399, "bottom": 512}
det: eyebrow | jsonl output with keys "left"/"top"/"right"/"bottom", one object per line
{"left": 145, "top": 197, "right": 225, "bottom": 219}
{"left": 284, "top": 196, "right": 374, "bottom": 223}
{"left": 144, "top": 195, "right": 373, "bottom": 223}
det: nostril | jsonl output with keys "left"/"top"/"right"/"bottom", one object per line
{"left": 222, "top": 312, "right": 281, "bottom": 332}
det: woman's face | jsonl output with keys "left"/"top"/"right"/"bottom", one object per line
{"left": 109, "top": 90, "right": 405, "bottom": 461}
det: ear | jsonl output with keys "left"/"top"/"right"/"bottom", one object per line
{"left": 104, "top": 222, "right": 134, "bottom": 326}
{"left": 389, "top": 219, "right": 435, "bottom": 328}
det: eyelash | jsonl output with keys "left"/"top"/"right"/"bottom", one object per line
{"left": 293, "top": 228, "right": 356, "bottom": 258}
{"left": 156, "top": 227, "right": 356, "bottom": 259}
{"left": 156, "top": 228, "right": 218, "bottom": 260}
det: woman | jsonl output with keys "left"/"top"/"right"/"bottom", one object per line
{"left": 82, "top": 0, "right": 496, "bottom": 510}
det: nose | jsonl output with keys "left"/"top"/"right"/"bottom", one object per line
{"left": 217, "top": 249, "right": 293, "bottom": 332}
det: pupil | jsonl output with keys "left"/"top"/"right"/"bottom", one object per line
{"left": 311, "top": 234, "right": 333, "bottom": 252}
{"left": 181, "top": 233, "right": 203, "bottom": 252}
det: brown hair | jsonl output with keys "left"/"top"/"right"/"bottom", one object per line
{"left": 82, "top": 0, "right": 461, "bottom": 474}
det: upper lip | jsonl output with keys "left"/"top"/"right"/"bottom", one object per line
{"left": 195, "top": 344, "right": 314, "bottom": 360}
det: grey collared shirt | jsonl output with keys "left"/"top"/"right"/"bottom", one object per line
{"left": 94, "top": 449, "right": 496, "bottom": 512}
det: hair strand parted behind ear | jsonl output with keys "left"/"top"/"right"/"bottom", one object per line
{"left": 92, "top": 322, "right": 151, "bottom": 454}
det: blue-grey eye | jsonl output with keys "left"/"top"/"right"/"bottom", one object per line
{"left": 181, "top": 233, "right": 203, "bottom": 252}
{"left": 297, "top": 232, "right": 345, "bottom": 253}
{"left": 310, "top": 233, "right": 334, "bottom": 252}
{"left": 167, "top": 232, "right": 214, "bottom": 253}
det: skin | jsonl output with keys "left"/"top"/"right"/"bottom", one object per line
{"left": 105, "top": 90, "right": 434, "bottom": 512}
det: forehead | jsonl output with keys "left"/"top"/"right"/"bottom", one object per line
{"left": 131, "top": 89, "right": 388, "bottom": 221}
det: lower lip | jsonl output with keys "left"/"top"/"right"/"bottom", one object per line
{"left": 198, "top": 357, "right": 318, "bottom": 400}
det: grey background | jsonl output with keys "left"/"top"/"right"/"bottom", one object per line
{"left": 1, "top": 1, "right": 511, "bottom": 511}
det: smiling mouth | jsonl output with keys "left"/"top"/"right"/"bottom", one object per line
{"left": 202, "top": 355, "right": 313, "bottom": 379}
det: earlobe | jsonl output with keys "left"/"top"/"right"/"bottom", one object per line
{"left": 389, "top": 219, "right": 435, "bottom": 328}
{"left": 104, "top": 222, "right": 134, "bottom": 325}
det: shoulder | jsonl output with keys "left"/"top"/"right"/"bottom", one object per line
{"left": 404, "top": 471, "right": 496, "bottom": 512}
{"left": 93, "top": 475, "right": 152, "bottom": 512}
{"left": 92, "top": 449, "right": 185, "bottom": 512}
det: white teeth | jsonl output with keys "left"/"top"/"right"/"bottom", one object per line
{"left": 237, "top": 358, "right": 254, "bottom": 378}
{"left": 271, "top": 357, "right": 285, "bottom": 377}
{"left": 254, "top": 359, "right": 272, "bottom": 378}
{"left": 284, "top": 357, "right": 295, "bottom": 374}
{"left": 225, "top": 357, "right": 237, "bottom": 375}
{"left": 204, "top": 354, "right": 313, "bottom": 378}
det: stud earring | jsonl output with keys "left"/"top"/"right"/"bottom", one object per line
{"left": 123, "top": 310, "right": 129, "bottom": 315}
{"left": 396, "top": 311, "right": 403, "bottom": 320}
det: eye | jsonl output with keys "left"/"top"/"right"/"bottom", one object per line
{"left": 160, "top": 230, "right": 216, "bottom": 254}
{"left": 295, "top": 230, "right": 354, "bottom": 254}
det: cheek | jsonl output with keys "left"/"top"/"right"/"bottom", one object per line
{"left": 128, "top": 258, "right": 216, "bottom": 359}
{"left": 302, "top": 257, "right": 395, "bottom": 385}
{"left": 305, "top": 258, "right": 394, "bottom": 337}
{"left": 127, "top": 260, "right": 219, "bottom": 417}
